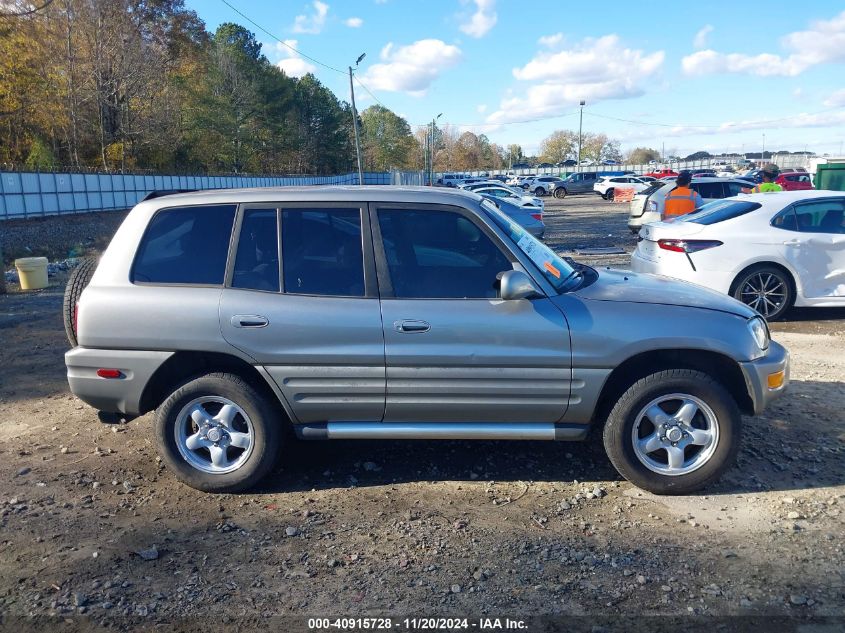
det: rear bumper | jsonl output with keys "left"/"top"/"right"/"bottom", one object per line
{"left": 630, "top": 251, "right": 735, "bottom": 294}
{"left": 739, "top": 341, "right": 790, "bottom": 415}
{"left": 65, "top": 347, "right": 173, "bottom": 415}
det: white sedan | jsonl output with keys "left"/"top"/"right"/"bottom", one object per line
{"left": 631, "top": 191, "right": 845, "bottom": 320}
{"left": 593, "top": 176, "right": 651, "bottom": 200}
{"left": 462, "top": 183, "right": 544, "bottom": 210}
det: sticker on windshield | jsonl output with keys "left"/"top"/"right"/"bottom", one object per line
{"left": 517, "top": 233, "right": 560, "bottom": 277}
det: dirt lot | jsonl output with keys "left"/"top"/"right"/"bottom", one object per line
{"left": 1, "top": 195, "right": 844, "bottom": 631}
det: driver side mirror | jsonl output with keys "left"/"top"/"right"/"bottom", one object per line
{"left": 499, "top": 270, "right": 542, "bottom": 300}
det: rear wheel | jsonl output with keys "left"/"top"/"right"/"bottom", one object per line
{"left": 604, "top": 188, "right": 615, "bottom": 201}
{"left": 155, "top": 373, "right": 281, "bottom": 493}
{"left": 603, "top": 369, "right": 741, "bottom": 494}
{"left": 63, "top": 257, "right": 97, "bottom": 347}
{"left": 553, "top": 187, "right": 567, "bottom": 199}
{"left": 730, "top": 265, "right": 794, "bottom": 321}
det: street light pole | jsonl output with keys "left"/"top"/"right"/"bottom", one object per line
{"left": 577, "top": 100, "right": 585, "bottom": 173}
{"left": 349, "top": 53, "right": 366, "bottom": 185}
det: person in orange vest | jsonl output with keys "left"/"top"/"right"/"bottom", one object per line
{"left": 662, "top": 170, "right": 703, "bottom": 219}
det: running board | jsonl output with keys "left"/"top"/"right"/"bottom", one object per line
{"left": 295, "top": 422, "right": 589, "bottom": 441}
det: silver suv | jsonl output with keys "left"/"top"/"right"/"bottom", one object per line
{"left": 65, "top": 186, "right": 789, "bottom": 494}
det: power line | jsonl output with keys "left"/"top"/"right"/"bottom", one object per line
{"left": 219, "top": 0, "right": 345, "bottom": 75}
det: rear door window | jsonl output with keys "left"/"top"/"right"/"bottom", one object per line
{"left": 132, "top": 205, "right": 237, "bottom": 285}
{"left": 691, "top": 182, "right": 726, "bottom": 199}
{"left": 793, "top": 200, "right": 845, "bottom": 234}
{"left": 282, "top": 209, "right": 365, "bottom": 296}
{"left": 232, "top": 209, "right": 280, "bottom": 292}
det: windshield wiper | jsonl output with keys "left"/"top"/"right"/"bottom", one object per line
{"left": 559, "top": 268, "right": 583, "bottom": 287}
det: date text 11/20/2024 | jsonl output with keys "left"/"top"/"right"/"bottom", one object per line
{"left": 308, "top": 618, "right": 528, "bottom": 630}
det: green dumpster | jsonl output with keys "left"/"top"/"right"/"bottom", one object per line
{"left": 815, "top": 163, "right": 845, "bottom": 191}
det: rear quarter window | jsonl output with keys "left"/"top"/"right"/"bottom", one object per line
{"left": 132, "top": 204, "right": 237, "bottom": 285}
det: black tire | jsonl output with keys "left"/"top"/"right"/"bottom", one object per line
{"left": 534, "top": 187, "right": 545, "bottom": 197}
{"left": 730, "top": 264, "right": 794, "bottom": 321}
{"left": 604, "top": 188, "right": 615, "bottom": 201}
{"left": 63, "top": 257, "right": 97, "bottom": 347}
{"left": 602, "top": 369, "right": 741, "bottom": 495}
{"left": 155, "top": 373, "right": 282, "bottom": 493}
{"left": 553, "top": 187, "right": 567, "bottom": 199}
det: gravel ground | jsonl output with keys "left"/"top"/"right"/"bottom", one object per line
{"left": 0, "top": 195, "right": 844, "bottom": 631}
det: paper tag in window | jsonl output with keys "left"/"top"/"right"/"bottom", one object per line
{"left": 544, "top": 261, "right": 561, "bottom": 278}
{"left": 517, "top": 233, "right": 558, "bottom": 277}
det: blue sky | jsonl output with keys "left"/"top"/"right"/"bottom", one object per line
{"left": 191, "top": 0, "right": 845, "bottom": 157}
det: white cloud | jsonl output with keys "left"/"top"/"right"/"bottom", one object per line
{"left": 292, "top": 1, "right": 329, "bottom": 35}
{"left": 618, "top": 111, "right": 845, "bottom": 143}
{"left": 486, "top": 35, "right": 664, "bottom": 124}
{"left": 824, "top": 88, "right": 845, "bottom": 107}
{"left": 476, "top": 104, "right": 487, "bottom": 113}
{"left": 459, "top": 0, "right": 497, "bottom": 38}
{"left": 358, "top": 39, "right": 462, "bottom": 96}
{"left": 682, "top": 10, "right": 845, "bottom": 76}
{"left": 538, "top": 33, "right": 563, "bottom": 48}
{"left": 275, "top": 40, "right": 316, "bottom": 78}
{"left": 344, "top": 16, "right": 363, "bottom": 27}
{"left": 693, "top": 24, "right": 713, "bottom": 49}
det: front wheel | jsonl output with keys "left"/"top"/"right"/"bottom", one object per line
{"left": 534, "top": 187, "right": 545, "bottom": 197}
{"left": 603, "top": 369, "right": 741, "bottom": 494}
{"left": 155, "top": 373, "right": 281, "bottom": 493}
{"left": 731, "top": 265, "right": 794, "bottom": 321}
{"left": 553, "top": 187, "right": 567, "bottom": 199}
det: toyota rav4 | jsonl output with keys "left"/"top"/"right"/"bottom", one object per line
{"left": 65, "top": 186, "right": 789, "bottom": 495}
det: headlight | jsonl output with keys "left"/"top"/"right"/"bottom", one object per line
{"left": 748, "top": 317, "right": 770, "bottom": 351}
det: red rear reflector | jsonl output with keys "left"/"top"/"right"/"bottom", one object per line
{"left": 531, "top": 213, "right": 543, "bottom": 221}
{"left": 96, "top": 369, "right": 123, "bottom": 379}
{"left": 74, "top": 304, "right": 79, "bottom": 334}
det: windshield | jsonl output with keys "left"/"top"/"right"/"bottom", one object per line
{"left": 480, "top": 199, "right": 578, "bottom": 292}
{"left": 677, "top": 200, "right": 762, "bottom": 225}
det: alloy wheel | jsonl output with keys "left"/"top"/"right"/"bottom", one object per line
{"left": 631, "top": 393, "right": 719, "bottom": 476}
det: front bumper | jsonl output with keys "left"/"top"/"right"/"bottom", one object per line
{"left": 66, "top": 347, "right": 173, "bottom": 415}
{"left": 739, "top": 341, "right": 790, "bottom": 415}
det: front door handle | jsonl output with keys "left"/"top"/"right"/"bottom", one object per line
{"left": 394, "top": 319, "right": 430, "bottom": 333}
{"left": 231, "top": 314, "right": 269, "bottom": 328}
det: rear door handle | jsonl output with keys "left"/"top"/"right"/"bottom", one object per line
{"left": 782, "top": 239, "right": 801, "bottom": 246}
{"left": 394, "top": 319, "right": 430, "bottom": 333}
{"left": 231, "top": 314, "right": 269, "bottom": 328}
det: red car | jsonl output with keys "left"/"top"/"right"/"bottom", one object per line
{"left": 775, "top": 171, "right": 814, "bottom": 191}
{"left": 644, "top": 168, "right": 679, "bottom": 179}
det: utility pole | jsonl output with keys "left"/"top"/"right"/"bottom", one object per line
{"left": 762, "top": 133, "right": 766, "bottom": 159}
{"left": 349, "top": 53, "right": 366, "bottom": 185}
{"left": 577, "top": 100, "right": 585, "bottom": 173}
{"left": 430, "top": 113, "right": 442, "bottom": 186}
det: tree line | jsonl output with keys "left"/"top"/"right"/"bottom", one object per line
{"left": 0, "top": 1, "right": 742, "bottom": 176}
